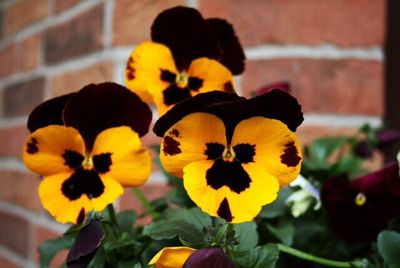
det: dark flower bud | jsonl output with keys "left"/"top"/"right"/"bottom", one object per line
{"left": 183, "top": 247, "right": 236, "bottom": 268}
{"left": 353, "top": 140, "right": 373, "bottom": 158}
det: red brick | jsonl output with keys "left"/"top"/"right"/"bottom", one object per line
{"left": 199, "top": 0, "right": 384, "bottom": 47}
{"left": 0, "top": 43, "right": 17, "bottom": 78}
{"left": 113, "top": 0, "right": 186, "bottom": 45}
{"left": 50, "top": 61, "right": 114, "bottom": 96}
{"left": 2, "top": 76, "right": 45, "bottom": 117}
{"left": 33, "top": 225, "right": 66, "bottom": 266}
{"left": 3, "top": 0, "right": 49, "bottom": 36}
{"left": 297, "top": 125, "right": 357, "bottom": 145}
{"left": 44, "top": 4, "right": 103, "bottom": 64}
{"left": 0, "top": 126, "right": 29, "bottom": 158}
{"left": 54, "top": 0, "right": 81, "bottom": 14}
{"left": 0, "top": 169, "right": 42, "bottom": 212}
{"left": 242, "top": 59, "right": 383, "bottom": 116}
{"left": 17, "top": 33, "right": 41, "bottom": 72}
{"left": 0, "top": 255, "right": 24, "bottom": 268}
{"left": 0, "top": 210, "right": 30, "bottom": 257}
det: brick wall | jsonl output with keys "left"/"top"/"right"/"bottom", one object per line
{"left": 0, "top": 0, "right": 385, "bottom": 267}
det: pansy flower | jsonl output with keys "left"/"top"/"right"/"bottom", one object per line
{"left": 154, "top": 89, "right": 303, "bottom": 223}
{"left": 321, "top": 163, "right": 400, "bottom": 242}
{"left": 149, "top": 246, "right": 236, "bottom": 268}
{"left": 23, "top": 83, "right": 152, "bottom": 224}
{"left": 125, "top": 6, "right": 245, "bottom": 115}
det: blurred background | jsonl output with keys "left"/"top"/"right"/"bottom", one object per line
{"left": 0, "top": 0, "right": 395, "bottom": 267}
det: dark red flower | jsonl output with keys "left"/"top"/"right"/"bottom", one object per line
{"left": 321, "top": 163, "right": 400, "bottom": 242}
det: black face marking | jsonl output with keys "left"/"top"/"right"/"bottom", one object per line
{"left": 77, "top": 208, "right": 85, "bottom": 224}
{"left": 204, "top": 143, "right": 224, "bottom": 160}
{"left": 169, "top": 128, "right": 180, "bottom": 138}
{"left": 160, "top": 69, "right": 177, "bottom": 83}
{"left": 163, "top": 136, "right": 181, "bottom": 155}
{"left": 61, "top": 169, "right": 105, "bottom": 201}
{"left": 217, "top": 198, "right": 233, "bottom": 222}
{"left": 93, "top": 153, "right": 112, "bottom": 173}
{"left": 26, "top": 138, "right": 39, "bottom": 154}
{"left": 126, "top": 57, "right": 135, "bottom": 80}
{"left": 224, "top": 81, "right": 234, "bottom": 92}
{"left": 234, "top": 143, "right": 256, "bottom": 163}
{"left": 163, "top": 85, "right": 192, "bottom": 106}
{"left": 206, "top": 159, "right": 251, "bottom": 193}
{"left": 62, "top": 150, "right": 84, "bottom": 169}
{"left": 188, "top": 77, "right": 203, "bottom": 91}
{"left": 280, "top": 141, "right": 301, "bottom": 167}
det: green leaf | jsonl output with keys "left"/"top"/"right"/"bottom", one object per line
{"left": 307, "top": 137, "right": 347, "bottom": 162}
{"left": 259, "top": 187, "right": 293, "bottom": 219}
{"left": 39, "top": 234, "right": 75, "bottom": 268}
{"left": 116, "top": 210, "right": 137, "bottom": 230}
{"left": 377, "top": 230, "right": 400, "bottom": 268}
{"left": 232, "top": 221, "right": 259, "bottom": 251}
{"left": 329, "top": 152, "right": 364, "bottom": 177}
{"left": 166, "top": 207, "right": 212, "bottom": 232}
{"left": 143, "top": 219, "right": 203, "bottom": 244}
{"left": 232, "top": 244, "right": 279, "bottom": 268}
{"left": 266, "top": 222, "right": 294, "bottom": 246}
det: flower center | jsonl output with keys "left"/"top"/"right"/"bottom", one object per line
{"left": 176, "top": 72, "right": 188, "bottom": 88}
{"left": 222, "top": 146, "right": 236, "bottom": 162}
{"left": 355, "top": 192, "right": 367, "bottom": 206}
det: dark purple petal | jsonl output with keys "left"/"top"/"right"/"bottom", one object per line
{"left": 256, "top": 81, "right": 291, "bottom": 95}
{"left": 377, "top": 129, "right": 400, "bottom": 147}
{"left": 206, "top": 18, "right": 245, "bottom": 75}
{"left": 66, "top": 220, "right": 104, "bottom": 268}
{"left": 154, "top": 91, "right": 243, "bottom": 137}
{"left": 27, "top": 93, "right": 76, "bottom": 133}
{"left": 183, "top": 247, "right": 236, "bottom": 268}
{"left": 63, "top": 83, "right": 152, "bottom": 151}
{"left": 151, "top": 6, "right": 221, "bottom": 71}
{"left": 321, "top": 163, "right": 400, "bottom": 242}
{"left": 353, "top": 140, "right": 374, "bottom": 159}
{"left": 203, "top": 89, "right": 303, "bottom": 141}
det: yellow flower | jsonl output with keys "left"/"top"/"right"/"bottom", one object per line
{"left": 149, "top": 247, "right": 195, "bottom": 268}
{"left": 23, "top": 83, "right": 152, "bottom": 224}
{"left": 125, "top": 6, "right": 245, "bottom": 115}
{"left": 154, "top": 90, "right": 304, "bottom": 223}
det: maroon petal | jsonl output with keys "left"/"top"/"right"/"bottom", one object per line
{"left": 66, "top": 220, "right": 104, "bottom": 268}
{"left": 153, "top": 91, "right": 243, "bottom": 137}
{"left": 203, "top": 89, "right": 303, "bottom": 141}
{"left": 183, "top": 247, "right": 236, "bottom": 268}
{"left": 27, "top": 93, "right": 76, "bottom": 133}
{"left": 206, "top": 18, "right": 245, "bottom": 75}
{"left": 63, "top": 83, "right": 152, "bottom": 151}
{"left": 151, "top": 6, "right": 221, "bottom": 71}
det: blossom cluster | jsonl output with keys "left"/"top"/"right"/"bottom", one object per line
{"left": 23, "top": 6, "right": 400, "bottom": 268}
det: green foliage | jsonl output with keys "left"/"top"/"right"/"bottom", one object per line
{"left": 231, "top": 244, "right": 279, "bottom": 268}
{"left": 38, "top": 234, "right": 75, "bottom": 268}
{"left": 378, "top": 230, "right": 400, "bottom": 268}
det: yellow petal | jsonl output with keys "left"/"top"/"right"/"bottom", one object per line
{"left": 38, "top": 172, "right": 92, "bottom": 224}
{"left": 91, "top": 174, "right": 123, "bottom": 211}
{"left": 231, "top": 117, "right": 302, "bottom": 186}
{"left": 183, "top": 160, "right": 279, "bottom": 223}
{"left": 187, "top": 58, "right": 235, "bottom": 94}
{"left": 23, "top": 126, "right": 85, "bottom": 176}
{"left": 160, "top": 113, "right": 227, "bottom": 178}
{"left": 149, "top": 246, "right": 195, "bottom": 268}
{"left": 91, "top": 126, "right": 151, "bottom": 187}
{"left": 125, "top": 41, "right": 178, "bottom": 104}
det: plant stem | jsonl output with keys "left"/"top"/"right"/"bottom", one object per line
{"left": 106, "top": 204, "right": 121, "bottom": 236}
{"left": 277, "top": 244, "right": 367, "bottom": 268}
{"left": 132, "top": 188, "right": 160, "bottom": 219}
